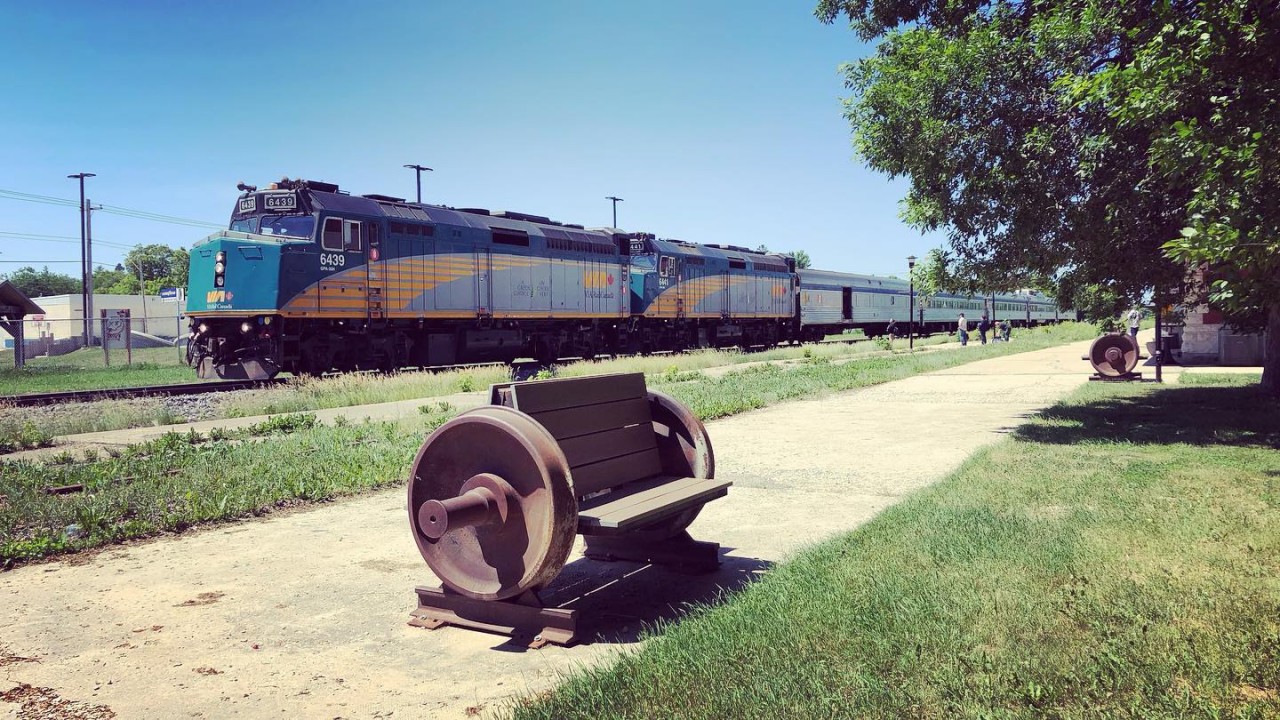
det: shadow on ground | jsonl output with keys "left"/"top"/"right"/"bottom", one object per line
{"left": 486, "top": 548, "right": 771, "bottom": 650}
{"left": 1014, "top": 385, "right": 1280, "bottom": 448}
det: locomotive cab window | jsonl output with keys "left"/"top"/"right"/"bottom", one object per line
{"left": 259, "top": 214, "right": 316, "bottom": 239}
{"left": 343, "top": 220, "right": 362, "bottom": 251}
{"left": 321, "top": 218, "right": 343, "bottom": 251}
{"left": 659, "top": 256, "right": 674, "bottom": 277}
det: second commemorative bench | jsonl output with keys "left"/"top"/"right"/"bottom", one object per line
{"left": 405, "top": 372, "right": 731, "bottom": 647}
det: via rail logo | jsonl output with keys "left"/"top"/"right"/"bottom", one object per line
{"left": 583, "top": 270, "right": 615, "bottom": 289}
{"left": 206, "top": 290, "right": 235, "bottom": 306}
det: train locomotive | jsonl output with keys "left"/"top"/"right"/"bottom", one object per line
{"left": 185, "top": 178, "right": 1066, "bottom": 379}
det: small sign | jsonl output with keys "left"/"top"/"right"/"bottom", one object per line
{"left": 159, "top": 287, "right": 180, "bottom": 302}
{"left": 238, "top": 196, "right": 257, "bottom": 214}
{"left": 263, "top": 193, "right": 296, "bottom": 210}
{"left": 103, "top": 309, "right": 131, "bottom": 349}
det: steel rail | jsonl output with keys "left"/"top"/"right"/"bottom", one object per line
{"left": 0, "top": 378, "right": 289, "bottom": 408}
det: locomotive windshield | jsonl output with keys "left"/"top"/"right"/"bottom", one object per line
{"left": 229, "top": 214, "right": 316, "bottom": 239}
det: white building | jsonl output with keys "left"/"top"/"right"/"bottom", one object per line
{"left": 27, "top": 293, "right": 184, "bottom": 342}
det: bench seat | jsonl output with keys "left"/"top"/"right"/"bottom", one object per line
{"left": 578, "top": 475, "right": 731, "bottom": 533}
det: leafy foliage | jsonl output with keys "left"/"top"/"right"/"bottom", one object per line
{"left": 818, "top": 0, "right": 1280, "bottom": 393}
{"left": 1, "top": 244, "right": 190, "bottom": 298}
{"left": 0, "top": 266, "right": 80, "bottom": 297}
{"left": 753, "top": 245, "right": 812, "bottom": 268}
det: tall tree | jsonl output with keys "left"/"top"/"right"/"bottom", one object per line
{"left": 0, "top": 266, "right": 80, "bottom": 297}
{"left": 117, "top": 244, "right": 190, "bottom": 294}
{"left": 818, "top": 0, "right": 1280, "bottom": 394}
{"left": 787, "top": 250, "right": 813, "bottom": 269}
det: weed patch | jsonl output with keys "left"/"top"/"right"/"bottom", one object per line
{"left": 0, "top": 411, "right": 451, "bottom": 564}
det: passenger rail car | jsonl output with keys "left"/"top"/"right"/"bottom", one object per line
{"left": 797, "top": 268, "right": 1064, "bottom": 341}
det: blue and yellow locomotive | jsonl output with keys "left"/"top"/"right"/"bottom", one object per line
{"left": 185, "top": 178, "right": 798, "bottom": 378}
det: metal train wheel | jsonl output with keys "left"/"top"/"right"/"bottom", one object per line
{"left": 632, "top": 390, "right": 716, "bottom": 539}
{"left": 406, "top": 406, "right": 578, "bottom": 601}
{"left": 1088, "top": 334, "right": 1139, "bottom": 377}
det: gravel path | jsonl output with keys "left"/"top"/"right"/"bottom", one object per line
{"left": 0, "top": 335, "right": 1131, "bottom": 719}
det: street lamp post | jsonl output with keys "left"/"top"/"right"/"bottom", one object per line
{"left": 403, "top": 164, "right": 433, "bottom": 203}
{"left": 907, "top": 255, "right": 917, "bottom": 351}
{"left": 68, "top": 172, "right": 95, "bottom": 345}
{"left": 605, "top": 196, "right": 624, "bottom": 228}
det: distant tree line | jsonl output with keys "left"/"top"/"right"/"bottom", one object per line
{"left": 0, "top": 244, "right": 189, "bottom": 299}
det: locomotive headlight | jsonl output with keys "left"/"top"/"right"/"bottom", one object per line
{"left": 240, "top": 322, "right": 253, "bottom": 334}
{"left": 214, "top": 261, "right": 226, "bottom": 274}
{"left": 215, "top": 251, "right": 227, "bottom": 263}
{"left": 198, "top": 323, "right": 209, "bottom": 334}
{"left": 215, "top": 276, "right": 225, "bottom": 287}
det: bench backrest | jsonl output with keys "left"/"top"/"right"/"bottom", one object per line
{"left": 490, "top": 373, "right": 663, "bottom": 497}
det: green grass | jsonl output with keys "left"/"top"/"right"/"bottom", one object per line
{"left": 1178, "top": 372, "right": 1264, "bottom": 387}
{"left": 0, "top": 346, "right": 196, "bottom": 394}
{"left": 0, "top": 411, "right": 447, "bottom": 564}
{"left": 507, "top": 378, "right": 1280, "bottom": 719}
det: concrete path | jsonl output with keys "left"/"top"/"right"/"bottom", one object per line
{"left": 0, "top": 333, "right": 1211, "bottom": 719}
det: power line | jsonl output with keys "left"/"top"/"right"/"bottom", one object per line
{"left": 0, "top": 230, "right": 136, "bottom": 250}
{"left": 0, "top": 188, "right": 223, "bottom": 229}
{"left": 0, "top": 259, "right": 87, "bottom": 264}
{"left": 98, "top": 203, "right": 223, "bottom": 229}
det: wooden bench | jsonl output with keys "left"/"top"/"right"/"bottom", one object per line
{"left": 491, "top": 372, "right": 728, "bottom": 548}
{"left": 407, "top": 372, "right": 730, "bottom": 646}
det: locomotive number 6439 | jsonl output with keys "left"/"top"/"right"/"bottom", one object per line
{"left": 320, "top": 252, "right": 346, "bottom": 268}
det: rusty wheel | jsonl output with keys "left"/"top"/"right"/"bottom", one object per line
{"left": 1089, "top": 334, "right": 1139, "bottom": 378}
{"left": 407, "top": 406, "right": 578, "bottom": 601}
{"left": 630, "top": 390, "right": 716, "bottom": 539}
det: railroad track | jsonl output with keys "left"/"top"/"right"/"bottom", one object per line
{"left": 2, "top": 335, "right": 924, "bottom": 408}
{"left": 0, "top": 378, "right": 289, "bottom": 408}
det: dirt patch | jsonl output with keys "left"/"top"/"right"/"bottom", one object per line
{"left": 0, "top": 684, "right": 115, "bottom": 720}
{"left": 175, "top": 591, "right": 224, "bottom": 607}
{"left": 0, "top": 646, "right": 38, "bottom": 667}
{"left": 1238, "top": 684, "right": 1277, "bottom": 702}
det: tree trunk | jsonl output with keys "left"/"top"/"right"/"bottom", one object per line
{"left": 1263, "top": 302, "right": 1280, "bottom": 397}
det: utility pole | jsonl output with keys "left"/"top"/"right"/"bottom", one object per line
{"left": 68, "top": 172, "right": 95, "bottom": 345}
{"left": 606, "top": 196, "right": 624, "bottom": 228}
{"left": 133, "top": 256, "right": 147, "bottom": 333}
{"left": 907, "top": 255, "right": 917, "bottom": 350}
{"left": 86, "top": 200, "right": 100, "bottom": 345}
{"left": 403, "top": 164, "right": 433, "bottom": 203}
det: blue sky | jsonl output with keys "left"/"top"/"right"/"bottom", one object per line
{"left": 0, "top": 1, "right": 938, "bottom": 279}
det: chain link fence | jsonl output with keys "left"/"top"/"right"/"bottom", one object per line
{"left": 1, "top": 313, "right": 187, "bottom": 369}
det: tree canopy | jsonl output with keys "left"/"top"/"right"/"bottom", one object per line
{"left": 754, "top": 245, "right": 813, "bottom": 268}
{"left": 818, "top": 0, "right": 1280, "bottom": 393}
{"left": 0, "top": 244, "right": 190, "bottom": 298}
{"left": 0, "top": 266, "right": 80, "bottom": 298}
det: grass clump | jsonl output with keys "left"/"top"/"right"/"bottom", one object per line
{"left": 0, "top": 347, "right": 195, "bottom": 395}
{"left": 509, "top": 377, "right": 1280, "bottom": 719}
{"left": 0, "top": 410, "right": 452, "bottom": 564}
{"left": 0, "top": 419, "right": 53, "bottom": 454}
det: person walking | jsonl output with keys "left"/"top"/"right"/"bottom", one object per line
{"left": 1127, "top": 307, "right": 1142, "bottom": 340}
{"left": 957, "top": 312, "right": 969, "bottom": 346}
{"left": 1000, "top": 319, "right": 1011, "bottom": 342}
{"left": 978, "top": 314, "right": 991, "bottom": 345}
{"left": 885, "top": 318, "right": 898, "bottom": 338}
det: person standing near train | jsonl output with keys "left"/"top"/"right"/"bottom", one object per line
{"left": 957, "top": 312, "right": 969, "bottom": 346}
